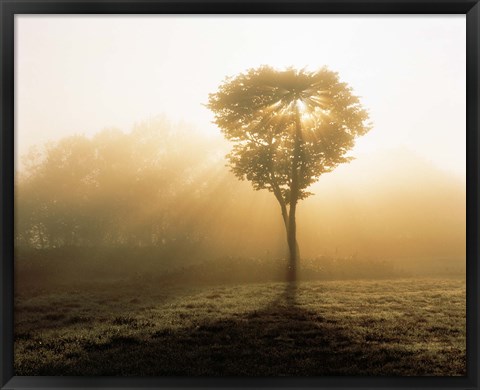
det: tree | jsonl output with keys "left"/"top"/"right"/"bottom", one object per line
{"left": 15, "top": 118, "right": 218, "bottom": 249}
{"left": 207, "top": 66, "right": 371, "bottom": 280}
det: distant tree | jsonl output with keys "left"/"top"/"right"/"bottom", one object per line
{"left": 15, "top": 118, "right": 218, "bottom": 249}
{"left": 208, "top": 66, "right": 371, "bottom": 280}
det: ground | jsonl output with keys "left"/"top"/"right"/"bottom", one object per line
{"left": 14, "top": 278, "right": 465, "bottom": 376}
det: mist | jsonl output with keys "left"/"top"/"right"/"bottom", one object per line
{"left": 13, "top": 15, "right": 466, "bottom": 376}
{"left": 15, "top": 116, "right": 465, "bottom": 288}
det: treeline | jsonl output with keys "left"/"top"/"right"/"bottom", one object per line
{"left": 15, "top": 116, "right": 465, "bottom": 281}
{"left": 15, "top": 118, "right": 265, "bottom": 254}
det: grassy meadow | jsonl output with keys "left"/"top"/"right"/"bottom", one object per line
{"left": 14, "top": 276, "right": 465, "bottom": 376}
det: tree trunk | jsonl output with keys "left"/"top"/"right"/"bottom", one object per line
{"left": 287, "top": 202, "right": 297, "bottom": 281}
{"left": 286, "top": 103, "right": 303, "bottom": 282}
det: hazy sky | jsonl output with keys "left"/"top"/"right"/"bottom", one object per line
{"left": 16, "top": 15, "right": 466, "bottom": 177}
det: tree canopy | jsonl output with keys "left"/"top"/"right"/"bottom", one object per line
{"left": 208, "top": 66, "right": 371, "bottom": 278}
{"left": 15, "top": 119, "right": 216, "bottom": 249}
{"left": 208, "top": 66, "right": 371, "bottom": 203}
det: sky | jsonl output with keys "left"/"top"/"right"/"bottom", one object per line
{"left": 15, "top": 15, "right": 466, "bottom": 178}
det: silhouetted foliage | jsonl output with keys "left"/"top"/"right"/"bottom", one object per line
{"left": 15, "top": 118, "right": 222, "bottom": 249}
{"left": 208, "top": 66, "right": 371, "bottom": 277}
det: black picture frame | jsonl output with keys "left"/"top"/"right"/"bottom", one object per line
{"left": 1, "top": 1, "right": 478, "bottom": 389}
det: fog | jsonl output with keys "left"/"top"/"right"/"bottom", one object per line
{"left": 15, "top": 117, "right": 465, "bottom": 284}
{"left": 14, "top": 15, "right": 466, "bottom": 284}
{"left": 13, "top": 16, "right": 467, "bottom": 379}
{"left": 16, "top": 16, "right": 466, "bottom": 178}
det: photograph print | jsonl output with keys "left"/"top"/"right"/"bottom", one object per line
{"left": 14, "top": 15, "right": 466, "bottom": 376}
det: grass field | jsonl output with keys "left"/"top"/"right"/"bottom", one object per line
{"left": 14, "top": 277, "right": 465, "bottom": 376}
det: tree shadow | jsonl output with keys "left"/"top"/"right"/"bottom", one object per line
{"left": 18, "top": 281, "right": 462, "bottom": 376}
